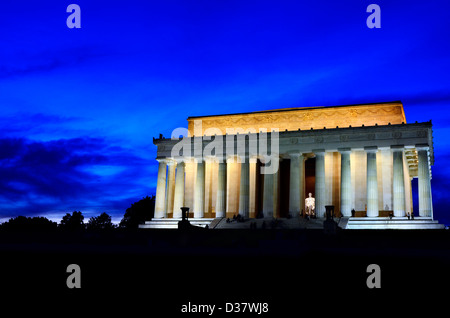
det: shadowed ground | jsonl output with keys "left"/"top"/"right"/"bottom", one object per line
{"left": 1, "top": 228, "right": 449, "bottom": 315}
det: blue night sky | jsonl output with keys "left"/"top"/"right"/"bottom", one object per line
{"left": 0, "top": 1, "right": 449, "bottom": 224}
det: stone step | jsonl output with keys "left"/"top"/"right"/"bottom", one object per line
{"left": 346, "top": 217, "right": 445, "bottom": 229}
{"left": 139, "top": 223, "right": 179, "bottom": 229}
{"left": 213, "top": 217, "right": 325, "bottom": 229}
{"left": 350, "top": 217, "right": 433, "bottom": 221}
{"left": 347, "top": 223, "right": 445, "bottom": 229}
{"left": 139, "top": 223, "right": 211, "bottom": 229}
{"left": 139, "top": 218, "right": 215, "bottom": 229}
{"left": 145, "top": 218, "right": 214, "bottom": 223}
{"left": 348, "top": 220, "right": 441, "bottom": 224}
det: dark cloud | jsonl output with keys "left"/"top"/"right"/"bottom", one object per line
{"left": 0, "top": 113, "right": 88, "bottom": 140}
{"left": 0, "top": 136, "right": 154, "bottom": 221}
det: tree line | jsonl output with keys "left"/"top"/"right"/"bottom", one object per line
{"left": 0, "top": 195, "right": 155, "bottom": 231}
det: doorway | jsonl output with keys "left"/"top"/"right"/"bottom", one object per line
{"left": 305, "top": 157, "right": 316, "bottom": 199}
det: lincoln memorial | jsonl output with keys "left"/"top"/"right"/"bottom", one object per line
{"left": 141, "top": 101, "right": 444, "bottom": 229}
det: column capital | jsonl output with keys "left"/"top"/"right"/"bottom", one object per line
{"left": 174, "top": 157, "right": 187, "bottom": 164}
{"left": 390, "top": 145, "right": 405, "bottom": 152}
{"left": 338, "top": 147, "right": 351, "bottom": 154}
{"left": 156, "top": 157, "right": 169, "bottom": 163}
{"left": 312, "top": 149, "right": 325, "bottom": 155}
{"left": 260, "top": 154, "right": 278, "bottom": 164}
{"left": 166, "top": 158, "right": 177, "bottom": 166}
{"left": 287, "top": 152, "right": 303, "bottom": 159}
{"left": 236, "top": 155, "right": 249, "bottom": 164}
{"left": 203, "top": 156, "right": 217, "bottom": 163}
{"left": 415, "top": 144, "right": 430, "bottom": 151}
{"left": 193, "top": 156, "right": 205, "bottom": 163}
{"left": 226, "top": 155, "right": 237, "bottom": 164}
{"left": 249, "top": 155, "right": 258, "bottom": 164}
{"left": 364, "top": 146, "right": 378, "bottom": 153}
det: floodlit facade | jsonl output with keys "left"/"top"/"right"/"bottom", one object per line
{"left": 141, "top": 101, "right": 443, "bottom": 229}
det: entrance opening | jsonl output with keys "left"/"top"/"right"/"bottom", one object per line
{"left": 256, "top": 157, "right": 313, "bottom": 218}
{"left": 411, "top": 177, "right": 418, "bottom": 216}
{"left": 305, "top": 157, "right": 316, "bottom": 199}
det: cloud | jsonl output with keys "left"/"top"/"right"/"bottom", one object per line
{"left": 0, "top": 45, "right": 110, "bottom": 80}
{"left": 0, "top": 112, "right": 91, "bottom": 141}
{"left": 0, "top": 136, "right": 155, "bottom": 222}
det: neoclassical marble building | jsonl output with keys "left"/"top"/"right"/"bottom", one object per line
{"left": 150, "top": 101, "right": 436, "bottom": 226}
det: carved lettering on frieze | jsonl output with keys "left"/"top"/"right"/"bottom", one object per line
{"left": 315, "top": 136, "right": 324, "bottom": 143}
{"left": 417, "top": 130, "right": 427, "bottom": 138}
{"left": 340, "top": 135, "right": 349, "bottom": 142}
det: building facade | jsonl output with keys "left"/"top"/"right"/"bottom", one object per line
{"left": 150, "top": 101, "right": 435, "bottom": 224}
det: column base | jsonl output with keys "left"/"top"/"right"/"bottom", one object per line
{"left": 226, "top": 212, "right": 236, "bottom": 219}
{"left": 153, "top": 212, "right": 165, "bottom": 219}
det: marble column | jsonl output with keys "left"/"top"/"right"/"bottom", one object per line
{"left": 154, "top": 159, "right": 167, "bottom": 218}
{"left": 262, "top": 157, "right": 274, "bottom": 218}
{"left": 165, "top": 160, "right": 176, "bottom": 217}
{"left": 417, "top": 147, "right": 432, "bottom": 217}
{"left": 239, "top": 159, "right": 250, "bottom": 217}
{"left": 339, "top": 149, "right": 352, "bottom": 217}
{"left": 366, "top": 147, "right": 379, "bottom": 217}
{"left": 193, "top": 158, "right": 205, "bottom": 218}
{"left": 215, "top": 161, "right": 227, "bottom": 218}
{"left": 392, "top": 147, "right": 406, "bottom": 217}
{"left": 314, "top": 150, "right": 325, "bottom": 218}
{"left": 289, "top": 153, "right": 303, "bottom": 217}
{"left": 204, "top": 158, "right": 214, "bottom": 217}
{"left": 173, "top": 160, "right": 185, "bottom": 218}
{"left": 299, "top": 156, "right": 305, "bottom": 214}
{"left": 249, "top": 157, "right": 258, "bottom": 218}
{"left": 273, "top": 163, "right": 280, "bottom": 218}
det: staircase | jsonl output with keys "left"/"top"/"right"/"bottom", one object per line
{"left": 346, "top": 217, "right": 445, "bottom": 230}
{"left": 138, "top": 218, "right": 215, "bottom": 229}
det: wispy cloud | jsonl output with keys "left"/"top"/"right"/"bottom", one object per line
{"left": 0, "top": 45, "right": 111, "bottom": 80}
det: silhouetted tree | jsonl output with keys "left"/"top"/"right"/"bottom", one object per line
{"left": 86, "top": 212, "right": 116, "bottom": 231}
{"left": 0, "top": 216, "right": 57, "bottom": 232}
{"left": 59, "top": 211, "right": 85, "bottom": 231}
{"left": 119, "top": 195, "right": 155, "bottom": 229}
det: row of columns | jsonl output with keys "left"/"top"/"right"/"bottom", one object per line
{"left": 286, "top": 147, "right": 432, "bottom": 218}
{"left": 155, "top": 158, "right": 229, "bottom": 219}
{"left": 154, "top": 146, "right": 433, "bottom": 219}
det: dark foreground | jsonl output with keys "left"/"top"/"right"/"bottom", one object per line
{"left": 1, "top": 228, "right": 449, "bottom": 315}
